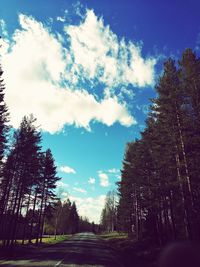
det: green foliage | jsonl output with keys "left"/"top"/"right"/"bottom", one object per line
{"left": 44, "top": 199, "right": 79, "bottom": 236}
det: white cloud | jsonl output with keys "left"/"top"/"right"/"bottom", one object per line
{"left": 56, "top": 181, "right": 69, "bottom": 187}
{"left": 73, "top": 187, "right": 87, "bottom": 194}
{"left": 136, "top": 104, "right": 149, "bottom": 115}
{"left": 0, "top": 19, "right": 8, "bottom": 37}
{"left": 1, "top": 10, "right": 156, "bottom": 133}
{"left": 0, "top": 20, "right": 9, "bottom": 54}
{"left": 56, "top": 181, "right": 69, "bottom": 198}
{"left": 57, "top": 16, "right": 65, "bottom": 22}
{"left": 108, "top": 168, "right": 120, "bottom": 174}
{"left": 60, "top": 166, "right": 76, "bottom": 174}
{"left": 99, "top": 172, "right": 109, "bottom": 187}
{"left": 88, "top": 177, "right": 95, "bottom": 184}
{"left": 65, "top": 9, "right": 156, "bottom": 88}
{"left": 1, "top": 14, "right": 134, "bottom": 133}
{"left": 66, "top": 195, "right": 106, "bottom": 223}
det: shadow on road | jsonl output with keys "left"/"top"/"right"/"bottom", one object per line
{"left": 0, "top": 233, "right": 123, "bottom": 267}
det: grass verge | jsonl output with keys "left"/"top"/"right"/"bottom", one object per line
{"left": 99, "top": 232, "right": 160, "bottom": 267}
{"left": 0, "top": 235, "right": 71, "bottom": 259}
{"left": 15, "top": 235, "right": 71, "bottom": 245}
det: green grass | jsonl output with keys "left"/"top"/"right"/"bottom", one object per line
{"left": 99, "top": 231, "right": 128, "bottom": 241}
{"left": 40, "top": 235, "right": 71, "bottom": 244}
{"left": 0, "top": 235, "right": 71, "bottom": 247}
{"left": 0, "top": 235, "right": 72, "bottom": 259}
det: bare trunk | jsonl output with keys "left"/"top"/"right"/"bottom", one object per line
{"left": 29, "top": 190, "right": 38, "bottom": 243}
{"left": 39, "top": 196, "right": 47, "bottom": 243}
{"left": 175, "top": 150, "right": 190, "bottom": 238}
{"left": 169, "top": 190, "right": 177, "bottom": 239}
{"left": 176, "top": 106, "right": 193, "bottom": 203}
{"left": 22, "top": 192, "right": 31, "bottom": 245}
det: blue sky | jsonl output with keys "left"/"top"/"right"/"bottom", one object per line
{"left": 0, "top": 0, "right": 200, "bottom": 222}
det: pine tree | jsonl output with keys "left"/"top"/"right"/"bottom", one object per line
{"left": 117, "top": 49, "right": 200, "bottom": 244}
{"left": 68, "top": 202, "right": 79, "bottom": 234}
{"left": 1, "top": 115, "right": 41, "bottom": 246}
{"left": 35, "top": 149, "right": 60, "bottom": 244}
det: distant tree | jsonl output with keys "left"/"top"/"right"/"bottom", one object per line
{"left": 68, "top": 202, "right": 79, "bottom": 234}
{"left": 60, "top": 199, "right": 71, "bottom": 234}
{"left": 100, "top": 190, "right": 118, "bottom": 232}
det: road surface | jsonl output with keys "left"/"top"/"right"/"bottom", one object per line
{"left": 0, "top": 232, "right": 123, "bottom": 267}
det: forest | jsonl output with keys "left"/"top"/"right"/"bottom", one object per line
{"left": 101, "top": 48, "right": 200, "bottom": 245}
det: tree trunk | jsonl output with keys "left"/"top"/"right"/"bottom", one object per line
{"left": 22, "top": 192, "right": 31, "bottom": 245}
{"left": 29, "top": 190, "right": 38, "bottom": 243}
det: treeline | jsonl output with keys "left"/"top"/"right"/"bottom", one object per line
{"left": 117, "top": 48, "right": 200, "bottom": 244}
{"left": 0, "top": 60, "right": 60, "bottom": 246}
{"left": 0, "top": 62, "right": 95, "bottom": 248}
{"left": 44, "top": 199, "right": 99, "bottom": 236}
{"left": 100, "top": 190, "right": 118, "bottom": 232}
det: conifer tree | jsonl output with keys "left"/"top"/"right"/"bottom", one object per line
{"left": 0, "top": 63, "right": 9, "bottom": 218}
{"left": 117, "top": 49, "right": 200, "bottom": 244}
{"left": 36, "top": 149, "right": 60, "bottom": 244}
{"left": 69, "top": 202, "right": 79, "bottom": 234}
{"left": 0, "top": 115, "right": 41, "bottom": 246}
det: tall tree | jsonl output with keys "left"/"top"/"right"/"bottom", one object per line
{"left": 35, "top": 149, "right": 60, "bottom": 244}
{"left": 0, "top": 63, "right": 9, "bottom": 218}
{"left": 1, "top": 115, "right": 41, "bottom": 246}
{"left": 117, "top": 49, "right": 200, "bottom": 244}
{"left": 68, "top": 202, "right": 79, "bottom": 234}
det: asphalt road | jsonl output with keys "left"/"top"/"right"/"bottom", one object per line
{"left": 0, "top": 232, "right": 124, "bottom": 267}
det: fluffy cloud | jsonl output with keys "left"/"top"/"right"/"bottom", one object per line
{"left": 88, "top": 177, "right": 95, "bottom": 184}
{"left": 1, "top": 9, "right": 156, "bottom": 133}
{"left": 60, "top": 166, "right": 76, "bottom": 174}
{"left": 65, "top": 9, "right": 156, "bottom": 88}
{"left": 66, "top": 195, "right": 106, "bottom": 223}
{"left": 99, "top": 172, "right": 109, "bottom": 187}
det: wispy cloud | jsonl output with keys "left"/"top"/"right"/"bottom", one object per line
{"left": 60, "top": 166, "right": 76, "bottom": 174}
{"left": 88, "top": 177, "right": 95, "bottom": 184}
{"left": 56, "top": 16, "right": 65, "bottom": 22}
{"left": 73, "top": 187, "right": 87, "bottom": 194}
{"left": 108, "top": 168, "right": 120, "bottom": 174}
{"left": 56, "top": 181, "right": 69, "bottom": 187}
{"left": 65, "top": 9, "right": 156, "bottom": 88}
{"left": 56, "top": 181, "right": 69, "bottom": 197}
{"left": 0, "top": 19, "right": 8, "bottom": 37}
